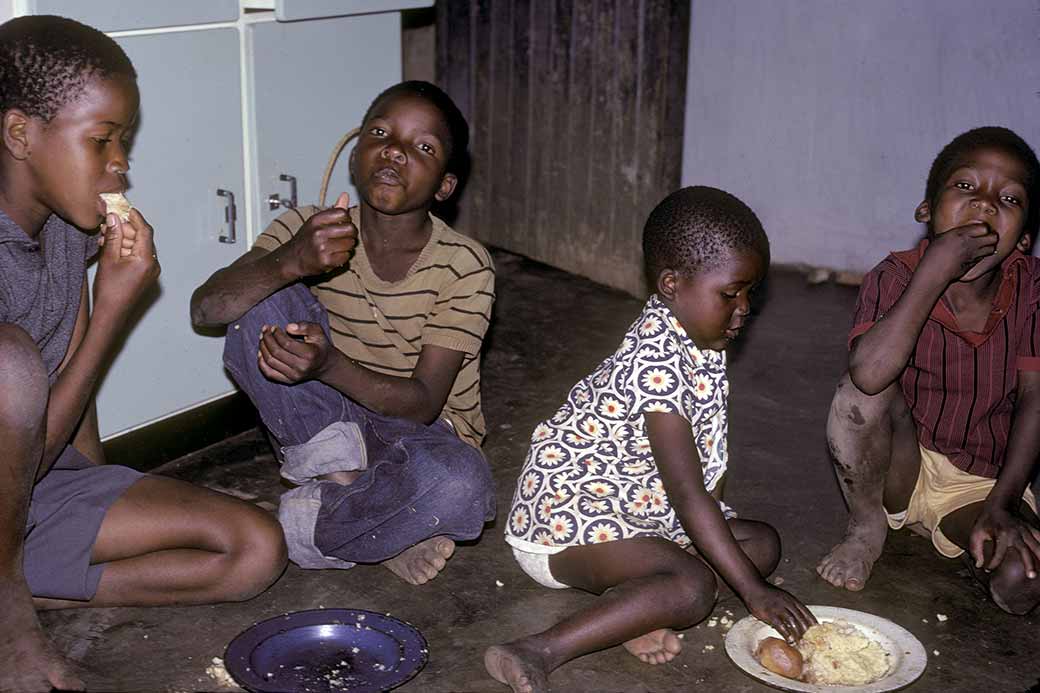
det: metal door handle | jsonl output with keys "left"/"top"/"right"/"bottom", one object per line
{"left": 267, "top": 173, "right": 298, "bottom": 210}
{"left": 217, "top": 189, "right": 237, "bottom": 244}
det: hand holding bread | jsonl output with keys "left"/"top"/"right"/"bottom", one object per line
{"left": 99, "top": 192, "right": 137, "bottom": 256}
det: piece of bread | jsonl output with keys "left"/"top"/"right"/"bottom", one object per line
{"left": 99, "top": 192, "right": 133, "bottom": 222}
{"left": 755, "top": 636, "right": 803, "bottom": 680}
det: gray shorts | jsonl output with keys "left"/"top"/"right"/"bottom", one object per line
{"left": 24, "top": 446, "right": 143, "bottom": 600}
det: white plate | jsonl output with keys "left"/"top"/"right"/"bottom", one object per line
{"left": 724, "top": 606, "right": 927, "bottom": 692}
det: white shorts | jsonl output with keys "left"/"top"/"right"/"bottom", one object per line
{"left": 511, "top": 546, "right": 569, "bottom": 589}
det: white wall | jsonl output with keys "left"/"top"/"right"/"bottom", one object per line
{"left": 682, "top": 0, "right": 1040, "bottom": 273}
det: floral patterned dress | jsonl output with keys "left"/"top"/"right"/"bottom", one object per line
{"left": 505, "top": 294, "right": 734, "bottom": 555}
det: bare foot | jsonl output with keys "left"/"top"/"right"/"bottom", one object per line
{"left": 622, "top": 628, "right": 683, "bottom": 664}
{"left": 485, "top": 643, "right": 550, "bottom": 693}
{"left": 382, "top": 536, "right": 455, "bottom": 585}
{"left": 0, "top": 585, "right": 84, "bottom": 692}
{"left": 816, "top": 517, "right": 887, "bottom": 591}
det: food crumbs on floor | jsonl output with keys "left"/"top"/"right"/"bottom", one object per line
{"left": 922, "top": 619, "right": 928, "bottom": 623}
{"left": 703, "top": 644, "right": 715, "bottom": 652}
{"left": 936, "top": 613, "right": 948, "bottom": 622}
{"left": 707, "top": 617, "right": 718, "bottom": 627}
{"left": 495, "top": 579, "right": 505, "bottom": 587}
{"left": 205, "top": 657, "right": 238, "bottom": 689}
{"left": 933, "top": 650, "right": 940, "bottom": 656}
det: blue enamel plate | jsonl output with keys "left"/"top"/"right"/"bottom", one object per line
{"left": 224, "top": 609, "right": 428, "bottom": 692}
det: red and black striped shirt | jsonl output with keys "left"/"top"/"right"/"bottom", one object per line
{"left": 851, "top": 239, "right": 1040, "bottom": 478}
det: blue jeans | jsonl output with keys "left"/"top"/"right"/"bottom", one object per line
{"left": 223, "top": 284, "right": 495, "bottom": 565}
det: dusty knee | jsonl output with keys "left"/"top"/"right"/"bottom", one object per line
{"left": 827, "top": 374, "right": 905, "bottom": 454}
{"left": 0, "top": 325, "right": 47, "bottom": 425}
{"left": 989, "top": 559, "right": 1040, "bottom": 615}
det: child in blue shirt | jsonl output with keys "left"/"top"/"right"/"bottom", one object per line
{"left": 0, "top": 16, "right": 286, "bottom": 691}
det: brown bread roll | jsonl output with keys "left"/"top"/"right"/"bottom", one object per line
{"left": 755, "top": 636, "right": 804, "bottom": 680}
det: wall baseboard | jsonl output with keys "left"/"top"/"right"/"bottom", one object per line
{"left": 102, "top": 392, "right": 259, "bottom": 472}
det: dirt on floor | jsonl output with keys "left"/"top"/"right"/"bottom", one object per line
{"left": 42, "top": 250, "right": 1040, "bottom": 692}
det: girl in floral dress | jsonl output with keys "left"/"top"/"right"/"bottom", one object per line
{"left": 485, "top": 187, "right": 816, "bottom": 693}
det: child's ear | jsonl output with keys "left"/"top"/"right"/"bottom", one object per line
{"left": 434, "top": 172, "right": 458, "bottom": 202}
{"left": 656, "top": 268, "right": 678, "bottom": 300}
{"left": 2, "top": 110, "right": 32, "bottom": 160}
{"left": 1016, "top": 233, "right": 1032, "bottom": 255}
{"left": 348, "top": 146, "right": 357, "bottom": 180}
{"left": 914, "top": 200, "right": 931, "bottom": 223}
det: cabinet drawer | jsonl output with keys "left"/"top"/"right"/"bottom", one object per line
{"left": 23, "top": 0, "right": 239, "bottom": 32}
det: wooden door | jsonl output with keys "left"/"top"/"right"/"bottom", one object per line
{"left": 437, "top": 0, "right": 690, "bottom": 297}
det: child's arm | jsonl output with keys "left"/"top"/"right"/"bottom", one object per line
{"left": 645, "top": 411, "right": 815, "bottom": 642}
{"left": 256, "top": 324, "right": 464, "bottom": 425}
{"left": 39, "top": 214, "right": 158, "bottom": 475}
{"left": 191, "top": 193, "right": 356, "bottom": 328}
{"left": 969, "top": 369, "right": 1040, "bottom": 576}
{"left": 849, "top": 223, "right": 997, "bottom": 394}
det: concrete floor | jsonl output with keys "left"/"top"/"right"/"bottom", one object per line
{"left": 43, "top": 250, "right": 1040, "bottom": 692}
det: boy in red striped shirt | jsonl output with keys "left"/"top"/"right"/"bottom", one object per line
{"left": 817, "top": 127, "right": 1040, "bottom": 614}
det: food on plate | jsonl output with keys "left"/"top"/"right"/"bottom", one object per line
{"left": 99, "top": 192, "right": 132, "bottom": 221}
{"left": 754, "top": 620, "right": 891, "bottom": 686}
{"left": 796, "top": 620, "right": 891, "bottom": 686}
{"left": 755, "top": 636, "right": 803, "bottom": 679}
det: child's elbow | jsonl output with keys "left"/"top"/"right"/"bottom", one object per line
{"left": 189, "top": 290, "right": 220, "bottom": 329}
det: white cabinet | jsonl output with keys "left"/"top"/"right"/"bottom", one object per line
{"left": 250, "top": 12, "right": 402, "bottom": 231}
{"left": 89, "top": 29, "right": 246, "bottom": 437}
{"left": 14, "top": 4, "right": 428, "bottom": 438}
{"left": 23, "top": 1, "right": 239, "bottom": 31}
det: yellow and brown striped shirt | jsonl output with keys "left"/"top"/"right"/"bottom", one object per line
{"left": 254, "top": 205, "right": 495, "bottom": 448}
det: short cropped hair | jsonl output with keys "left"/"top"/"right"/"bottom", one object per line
{"left": 0, "top": 15, "right": 135, "bottom": 123}
{"left": 362, "top": 80, "right": 469, "bottom": 175}
{"left": 643, "top": 186, "right": 769, "bottom": 282}
{"left": 925, "top": 126, "right": 1040, "bottom": 238}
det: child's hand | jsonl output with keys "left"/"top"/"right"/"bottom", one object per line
{"left": 283, "top": 192, "right": 357, "bottom": 279}
{"left": 96, "top": 207, "right": 145, "bottom": 257}
{"left": 918, "top": 222, "right": 999, "bottom": 284}
{"left": 93, "top": 213, "right": 161, "bottom": 318}
{"left": 744, "top": 584, "right": 817, "bottom": 643}
{"left": 257, "top": 322, "right": 333, "bottom": 384}
{"left": 969, "top": 504, "right": 1040, "bottom": 578}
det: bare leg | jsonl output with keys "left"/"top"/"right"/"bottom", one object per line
{"left": 0, "top": 326, "right": 84, "bottom": 691}
{"left": 35, "top": 476, "right": 286, "bottom": 609}
{"left": 940, "top": 501, "right": 1040, "bottom": 614}
{"left": 817, "top": 374, "right": 920, "bottom": 591}
{"left": 484, "top": 537, "right": 717, "bottom": 693}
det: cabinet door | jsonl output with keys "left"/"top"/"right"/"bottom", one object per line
{"left": 273, "top": 0, "right": 431, "bottom": 22}
{"left": 250, "top": 13, "right": 402, "bottom": 230}
{"left": 91, "top": 29, "right": 245, "bottom": 439}
{"left": 24, "top": 0, "right": 239, "bottom": 32}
